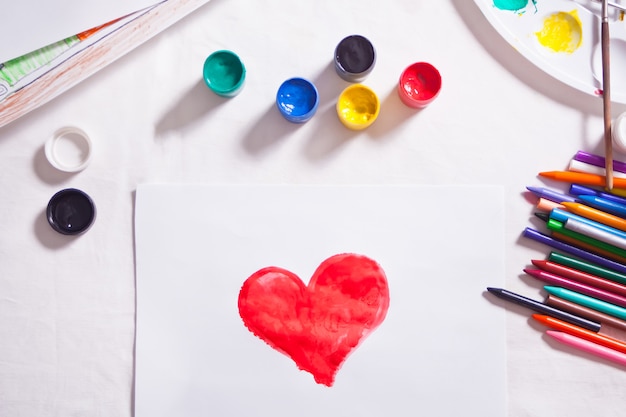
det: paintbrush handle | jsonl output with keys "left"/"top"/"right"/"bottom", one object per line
{"left": 602, "top": 0, "right": 614, "bottom": 190}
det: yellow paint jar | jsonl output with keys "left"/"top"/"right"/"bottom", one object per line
{"left": 336, "top": 84, "right": 380, "bottom": 130}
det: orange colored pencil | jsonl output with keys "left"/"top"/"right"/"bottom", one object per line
{"left": 533, "top": 314, "right": 626, "bottom": 352}
{"left": 539, "top": 171, "right": 626, "bottom": 188}
{"left": 562, "top": 202, "right": 626, "bottom": 232}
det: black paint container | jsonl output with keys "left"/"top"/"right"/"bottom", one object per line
{"left": 334, "top": 35, "right": 376, "bottom": 82}
{"left": 47, "top": 188, "right": 96, "bottom": 235}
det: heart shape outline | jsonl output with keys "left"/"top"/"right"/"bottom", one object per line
{"left": 238, "top": 253, "right": 390, "bottom": 386}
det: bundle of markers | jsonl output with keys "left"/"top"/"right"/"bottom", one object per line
{"left": 489, "top": 150, "right": 626, "bottom": 367}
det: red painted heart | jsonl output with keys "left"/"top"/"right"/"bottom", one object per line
{"left": 238, "top": 253, "right": 389, "bottom": 387}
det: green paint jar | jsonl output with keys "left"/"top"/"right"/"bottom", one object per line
{"left": 203, "top": 50, "right": 246, "bottom": 97}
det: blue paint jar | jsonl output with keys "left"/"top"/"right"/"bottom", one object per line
{"left": 275, "top": 78, "right": 319, "bottom": 123}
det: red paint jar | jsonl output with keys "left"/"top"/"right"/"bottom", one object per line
{"left": 398, "top": 62, "right": 442, "bottom": 108}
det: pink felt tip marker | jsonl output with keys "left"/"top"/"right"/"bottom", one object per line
{"left": 547, "top": 330, "right": 626, "bottom": 367}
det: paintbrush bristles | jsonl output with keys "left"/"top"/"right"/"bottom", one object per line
{"left": 602, "top": 0, "right": 614, "bottom": 190}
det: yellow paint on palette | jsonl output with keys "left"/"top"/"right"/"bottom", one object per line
{"left": 535, "top": 10, "right": 583, "bottom": 53}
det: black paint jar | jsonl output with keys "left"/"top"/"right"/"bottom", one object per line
{"left": 47, "top": 188, "right": 96, "bottom": 235}
{"left": 334, "top": 35, "right": 376, "bottom": 82}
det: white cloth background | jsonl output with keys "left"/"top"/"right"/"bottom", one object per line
{"left": 1, "top": 0, "right": 626, "bottom": 416}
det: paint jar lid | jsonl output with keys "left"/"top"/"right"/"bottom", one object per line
{"left": 334, "top": 35, "right": 376, "bottom": 82}
{"left": 44, "top": 126, "right": 93, "bottom": 172}
{"left": 276, "top": 77, "right": 319, "bottom": 123}
{"left": 203, "top": 50, "right": 246, "bottom": 97}
{"left": 613, "top": 112, "right": 626, "bottom": 154}
{"left": 46, "top": 188, "right": 96, "bottom": 235}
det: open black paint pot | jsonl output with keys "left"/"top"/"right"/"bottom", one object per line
{"left": 46, "top": 188, "right": 96, "bottom": 235}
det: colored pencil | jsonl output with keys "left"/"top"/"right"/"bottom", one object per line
{"left": 568, "top": 159, "right": 626, "bottom": 179}
{"left": 537, "top": 198, "right": 563, "bottom": 212}
{"left": 544, "top": 286, "right": 626, "bottom": 321}
{"left": 570, "top": 183, "right": 626, "bottom": 205}
{"left": 548, "top": 251, "right": 626, "bottom": 285}
{"left": 607, "top": 188, "right": 626, "bottom": 198}
{"left": 532, "top": 259, "right": 626, "bottom": 296}
{"left": 538, "top": 171, "right": 626, "bottom": 188}
{"left": 550, "top": 208, "right": 626, "bottom": 240}
{"left": 533, "top": 314, "right": 626, "bottom": 352}
{"left": 574, "top": 151, "right": 626, "bottom": 174}
{"left": 545, "top": 218, "right": 626, "bottom": 260}
{"left": 544, "top": 226, "right": 626, "bottom": 263}
{"left": 526, "top": 186, "right": 577, "bottom": 203}
{"left": 525, "top": 268, "right": 626, "bottom": 308}
{"left": 552, "top": 230, "right": 626, "bottom": 264}
{"left": 532, "top": 211, "right": 550, "bottom": 221}
{"left": 546, "top": 330, "right": 626, "bottom": 367}
{"left": 547, "top": 294, "right": 626, "bottom": 333}
{"left": 564, "top": 217, "right": 626, "bottom": 251}
{"left": 523, "top": 228, "right": 626, "bottom": 274}
{"left": 561, "top": 202, "right": 626, "bottom": 232}
{"left": 578, "top": 194, "right": 626, "bottom": 218}
{"left": 486, "top": 287, "right": 601, "bottom": 331}
{"left": 535, "top": 213, "right": 626, "bottom": 263}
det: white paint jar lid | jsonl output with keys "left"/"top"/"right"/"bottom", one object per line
{"left": 44, "top": 126, "right": 93, "bottom": 172}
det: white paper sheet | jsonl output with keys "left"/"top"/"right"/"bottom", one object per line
{"left": 134, "top": 184, "right": 506, "bottom": 416}
{"left": 2, "top": 0, "right": 162, "bottom": 63}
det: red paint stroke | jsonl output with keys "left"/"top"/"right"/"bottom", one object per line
{"left": 238, "top": 253, "right": 390, "bottom": 387}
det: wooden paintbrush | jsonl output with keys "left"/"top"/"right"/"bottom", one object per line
{"left": 602, "top": 0, "right": 614, "bottom": 190}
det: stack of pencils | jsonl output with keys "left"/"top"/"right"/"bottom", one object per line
{"left": 489, "top": 150, "right": 626, "bottom": 367}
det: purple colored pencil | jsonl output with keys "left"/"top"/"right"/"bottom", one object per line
{"left": 575, "top": 150, "right": 626, "bottom": 174}
{"left": 569, "top": 184, "right": 626, "bottom": 206}
{"left": 527, "top": 186, "right": 577, "bottom": 203}
{"left": 522, "top": 227, "right": 626, "bottom": 274}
